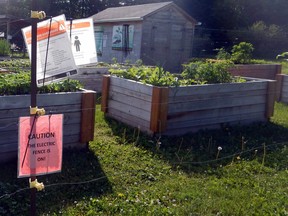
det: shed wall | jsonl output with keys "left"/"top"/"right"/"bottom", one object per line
{"left": 141, "top": 6, "right": 194, "bottom": 72}
{"left": 94, "top": 21, "right": 142, "bottom": 64}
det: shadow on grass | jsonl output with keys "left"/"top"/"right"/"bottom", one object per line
{"left": 0, "top": 148, "right": 112, "bottom": 215}
{"left": 105, "top": 116, "right": 288, "bottom": 173}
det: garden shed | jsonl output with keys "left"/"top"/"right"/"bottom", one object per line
{"left": 91, "top": 2, "right": 197, "bottom": 72}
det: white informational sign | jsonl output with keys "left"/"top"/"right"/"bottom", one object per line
{"left": 22, "top": 14, "right": 78, "bottom": 86}
{"left": 66, "top": 18, "right": 97, "bottom": 66}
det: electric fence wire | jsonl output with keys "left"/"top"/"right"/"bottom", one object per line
{"left": 0, "top": 141, "right": 286, "bottom": 202}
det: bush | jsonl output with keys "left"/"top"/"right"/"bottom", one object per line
{"left": 181, "top": 60, "right": 237, "bottom": 85}
{"left": 216, "top": 48, "right": 231, "bottom": 60}
{"left": 231, "top": 42, "right": 254, "bottom": 64}
{"left": 0, "top": 72, "right": 83, "bottom": 96}
{"left": 0, "top": 39, "right": 11, "bottom": 56}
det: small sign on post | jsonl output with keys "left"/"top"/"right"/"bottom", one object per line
{"left": 18, "top": 114, "right": 63, "bottom": 178}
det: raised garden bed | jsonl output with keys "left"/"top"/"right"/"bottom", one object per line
{"left": 73, "top": 67, "right": 110, "bottom": 92}
{"left": 101, "top": 75, "right": 276, "bottom": 136}
{"left": 0, "top": 90, "right": 96, "bottom": 163}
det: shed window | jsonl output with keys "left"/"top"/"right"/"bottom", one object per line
{"left": 94, "top": 26, "right": 104, "bottom": 56}
{"left": 112, "top": 25, "right": 134, "bottom": 51}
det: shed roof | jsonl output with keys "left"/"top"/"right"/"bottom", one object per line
{"left": 92, "top": 2, "right": 196, "bottom": 24}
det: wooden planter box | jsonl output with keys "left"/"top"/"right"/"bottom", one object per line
{"left": 73, "top": 67, "right": 110, "bottom": 92}
{"left": 228, "top": 64, "right": 282, "bottom": 80}
{"left": 0, "top": 90, "right": 96, "bottom": 163}
{"left": 101, "top": 76, "right": 276, "bottom": 136}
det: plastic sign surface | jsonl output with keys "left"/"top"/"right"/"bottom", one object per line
{"left": 22, "top": 14, "right": 78, "bottom": 86}
{"left": 18, "top": 114, "right": 63, "bottom": 178}
{"left": 66, "top": 18, "right": 98, "bottom": 66}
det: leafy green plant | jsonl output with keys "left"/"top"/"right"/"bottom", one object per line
{"left": 0, "top": 59, "right": 30, "bottom": 68}
{"left": 231, "top": 42, "right": 254, "bottom": 64}
{"left": 181, "top": 60, "right": 240, "bottom": 84}
{"left": 110, "top": 66, "right": 179, "bottom": 87}
{"left": 216, "top": 47, "right": 231, "bottom": 60}
{"left": 0, "top": 72, "right": 83, "bottom": 96}
{"left": 0, "top": 39, "right": 11, "bottom": 56}
{"left": 110, "top": 61, "right": 245, "bottom": 87}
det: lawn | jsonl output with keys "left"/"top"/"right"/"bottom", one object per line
{"left": 0, "top": 101, "right": 288, "bottom": 215}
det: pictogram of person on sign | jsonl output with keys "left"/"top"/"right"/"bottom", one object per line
{"left": 74, "top": 36, "right": 81, "bottom": 52}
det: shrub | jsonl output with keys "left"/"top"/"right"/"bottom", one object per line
{"left": 0, "top": 39, "right": 11, "bottom": 56}
{"left": 216, "top": 48, "right": 231, "bottom": 60}
{"left": 0, "top": 72, "right": 83, "bottom": 96}
{"left": 231, "top": 42, "right": 254, "bottom": 64}
{"left": 181, "top": 60, "right": 237, "bottom": 84}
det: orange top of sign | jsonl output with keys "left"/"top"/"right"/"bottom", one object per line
{"left": 25, "top": 20, "right": 67, "bottom": 45}
{"left": 67, "top": 21, "right": 91, "bottom": 30}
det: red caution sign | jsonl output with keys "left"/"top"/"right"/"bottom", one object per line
{"left": 18, "top": 114, "right": 63, "bottom": 178}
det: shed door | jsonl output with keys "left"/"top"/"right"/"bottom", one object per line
{"left": 150, "top": 23, "right": 185, "bottom": 72}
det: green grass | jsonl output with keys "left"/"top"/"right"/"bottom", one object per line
{"left": 1, "top": 102, "right": 288, "bottom": 215}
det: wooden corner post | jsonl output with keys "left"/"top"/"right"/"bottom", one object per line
{"left": 150, "top": 87, "right": 169, "bottom": 133}
{"left": 265, "top": 80, "right": 276, "bottom": 119}
{"left": 101, "top": 75, "right": 110, "bottom": 113}
{"left": 81, "top": 91, "right": 96, "bottom": 143}
{"left": 276, "top": 74, "right": 284, "bottom": 102}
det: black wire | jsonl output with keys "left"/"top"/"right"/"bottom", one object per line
{"left": 69, "top": 18, "right": 73, "bottom": 39}
{"left": 42, "top": 17, "right": 53, "bottom": 88}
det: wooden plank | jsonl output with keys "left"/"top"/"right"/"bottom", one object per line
{"left": 101, "top": 75, "right": 110, "bottom": 113}
{"left": 108, "top": 100, "right": 151, "bottom": 122}
{"left": 0, "top": 112, "right": 81, "bottom": 132}
{"left": 168, "top": 89, "right": 266, "bottom": 103}
{"left": 110, "top": 76, "right": 153, "bottom": 95}
{"left": 166, "top": 112, "right": 265, "bottom": 130}
{"left": 110, "top": 85, "right": 153, "bottom": 102}
{"left": 168, "top": 81, "right": 267, "bottom": 97}
{"left": 109, "top": 91, "right": 152, "bottom": 112}
{"left": 167, "top": 104, "right": 265, "bottom": 123}
{"left": 81, "top": 91, "right": 96, "bottom": 143}
{"left": 0, "top": 104, "right": 81, "bottom": 120}
{"left": 107, "top": 108, "right": 151, "bottom": 133}
{"left": 265, "top": 80, "right": 276, "bottom": 118}
{"left": 0, "top": 92, "right": 82, "bottom": 110}
{"left": 150, "top": 87, "right": 169, "bottom": 133}
{"left": 163, "top": 116, "right": 266, "bottom": 136}
{"left": 168, "top": 95, "right": 266, "bottom": 114}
